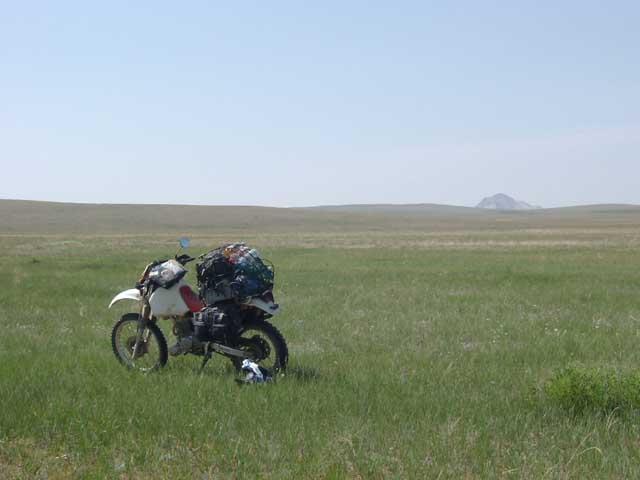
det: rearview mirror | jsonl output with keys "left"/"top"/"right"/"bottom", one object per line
{"left": 179, "top": 237, "right": 190, "bottom": 249}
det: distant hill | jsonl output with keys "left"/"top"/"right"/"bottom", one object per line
{"left": 476, "top": 194, "right": 541, "bottom": 211}
{"left": 303, "top": 203, "right": 483, "bottom": 215}
{"left": 0, "top": 199, "right": 488, "bottom": 235}
{"left": 2, "top": 199, "right": 640, "bottom": 235}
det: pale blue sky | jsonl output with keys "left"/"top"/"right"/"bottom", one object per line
{"left": 1, "top": 1, "right": 638, "bottom": 207}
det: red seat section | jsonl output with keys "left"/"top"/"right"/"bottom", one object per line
{"left": 179, "top": 286, "right": 205, "bottom": 312}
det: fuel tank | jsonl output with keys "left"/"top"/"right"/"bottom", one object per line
{"left": 149, "top": 280, "right": 190, "bottom": 317}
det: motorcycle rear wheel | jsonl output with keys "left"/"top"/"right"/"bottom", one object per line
{"left": 231, "top": 319, "right": 288, "bottom": 374}
{"left": 111, "top": 313, "right": 168, "bottom": 372}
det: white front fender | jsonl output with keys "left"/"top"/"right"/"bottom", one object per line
{"left": 109, "top": 288, "right": 142, "bottom": 308}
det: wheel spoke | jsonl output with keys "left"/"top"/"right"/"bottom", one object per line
{"left": 112, "top": 316, "right": 166, "bottom": 372}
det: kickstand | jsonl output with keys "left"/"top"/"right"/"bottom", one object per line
{"left": 200, "top": 343, "right": 213, "bottom": 371}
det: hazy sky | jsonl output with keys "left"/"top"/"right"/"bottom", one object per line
{"left": 2, "top": 1, "right": 639, "bottom": 207}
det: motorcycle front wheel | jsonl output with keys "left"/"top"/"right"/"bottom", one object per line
{"left": 111, "top": 313, "right": 168, "bottom": 372}
{"left": 231, "top": 319, "right": 289, "bottom": 374}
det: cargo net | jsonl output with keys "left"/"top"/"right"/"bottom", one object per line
{"left": 196, "top": 243, "right": 274, "bottom": 303}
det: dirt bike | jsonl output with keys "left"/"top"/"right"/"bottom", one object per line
{"left": 108, "top": 238, "right": 288, "bottom": 374}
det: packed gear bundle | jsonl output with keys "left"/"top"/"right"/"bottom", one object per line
{"left": 148, "top": 259, "right": 187, "bottom": 288}
{"left": 196, "top": 243, "right": 274, "bottom": 304}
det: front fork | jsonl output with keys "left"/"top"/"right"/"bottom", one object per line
{"left": 132, "top": 300, "right": 152, "bottom": 359}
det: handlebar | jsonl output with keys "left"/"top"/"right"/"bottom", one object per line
{"left": 175, "top": 254, "right": 196, "bottom": 265}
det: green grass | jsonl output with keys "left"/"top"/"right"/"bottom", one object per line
{"left": 545, "top": 365, "right": 640, "bottom": 414}
{"left": 2, "top": 233, "right": 640, "bottom": 478}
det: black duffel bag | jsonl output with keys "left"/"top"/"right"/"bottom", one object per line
{"left": 196, "top": 247, "right": 233, "bottom": 290}
{"left": 193, "top": 306, "right": 228, "bottom": 342}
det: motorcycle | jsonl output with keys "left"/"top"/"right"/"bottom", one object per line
{"left": 108, "top": 238, "right": 288, "bottom": 374}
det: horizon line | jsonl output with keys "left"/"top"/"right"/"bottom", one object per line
{"left": 2, "top": 197, "right": 639, "bottom": 211}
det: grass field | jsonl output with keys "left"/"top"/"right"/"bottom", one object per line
{"left": 2, "top": 202, "right": 640, "bottom": 478}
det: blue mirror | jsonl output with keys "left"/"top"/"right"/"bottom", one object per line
{"left": 179, "top": 237, "right": 190, "bottom": 249}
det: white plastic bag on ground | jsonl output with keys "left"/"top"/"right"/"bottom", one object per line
{"left": 237, "top": 359, "right": 272, "bottom": 385}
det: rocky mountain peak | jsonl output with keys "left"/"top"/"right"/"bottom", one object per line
{"left": 476, "top": 194, "right": 541, "bottom": 211}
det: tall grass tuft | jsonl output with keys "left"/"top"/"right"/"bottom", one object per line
{"left": 544, "top": 365, "right": 640, "bottom": 413}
